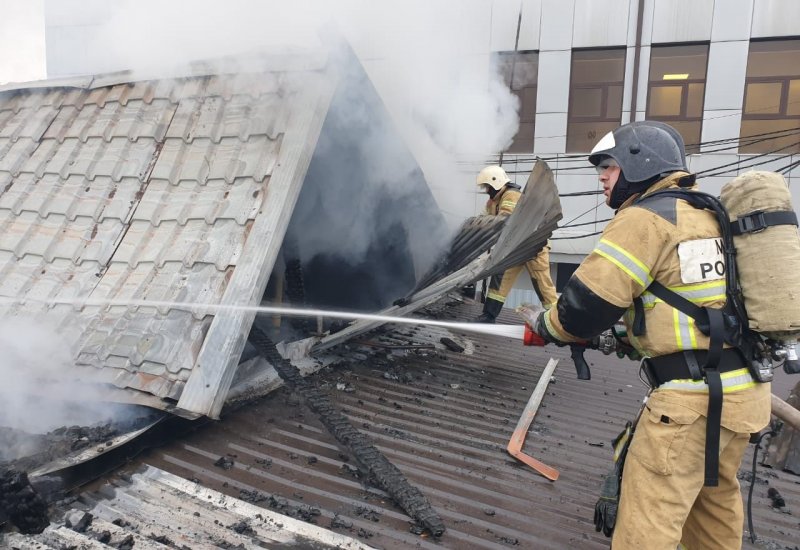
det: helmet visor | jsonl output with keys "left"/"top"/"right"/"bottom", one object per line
{"left": 594, "top": 158, "right": 619, "bottom": 175}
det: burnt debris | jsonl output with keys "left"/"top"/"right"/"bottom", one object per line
{"left": 0, "top": 468, "right": 50, "bottom": 534}
{"left": 247, "top": 325, "right": 447, "bottom": 537}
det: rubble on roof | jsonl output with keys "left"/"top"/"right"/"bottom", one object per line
{"left": 2, "top": 465, "right": 374, "bottom": 549}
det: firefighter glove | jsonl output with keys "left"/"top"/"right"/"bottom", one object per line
{"left": 615, "top": 341, "right": 642, "bottom": 361}
{"left": 593, "top": 469, "right": 620, "bottom": 538}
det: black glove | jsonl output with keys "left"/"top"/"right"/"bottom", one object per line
{"left": 593, "top": 469, "right": 620, "bottom": 537}
{"left": 615, "top": 341, "right": 642, "bottom": 361}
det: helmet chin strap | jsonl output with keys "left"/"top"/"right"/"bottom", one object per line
{"left": 608, "top": 172, "right": 657, "bottom": 209}
{"left": 486, "top": 186, "right": 500, "bottom": 199}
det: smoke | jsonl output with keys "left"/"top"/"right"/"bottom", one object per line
{"left": 64, "top": 0, "right": 521, "bottom": 301}
{"left": 72, "top": 0, "right": 520, "bottom": 222}
{"left": 0, "top": 316, "right": 136, "bottom": 437}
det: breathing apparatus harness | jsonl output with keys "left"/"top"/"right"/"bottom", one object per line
{"left": 631, "top": 177, "right": 793, "bottom": 487}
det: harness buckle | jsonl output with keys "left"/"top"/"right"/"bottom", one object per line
{"left": 736, "top": 211, "right": 768, "bottom": 234}
{"left": 640, "top": 358, "right": 659, "bottom": 388}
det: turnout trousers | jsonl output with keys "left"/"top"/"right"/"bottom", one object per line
{"left": 611, "top": 395, "right": 750, "bottom": 550}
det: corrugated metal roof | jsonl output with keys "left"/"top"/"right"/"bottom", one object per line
{"left": 3, "top": 465, "right": 373, "bottom": 549}
{"left": 120, "top": 300, "right": 800, "bottom": 549}
{"left": 0, "top": 61, "right": 337, "bottom": 418}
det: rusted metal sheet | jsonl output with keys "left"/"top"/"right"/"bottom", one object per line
{"left": 127, "top": 301, "right": 799, "bottom": 549}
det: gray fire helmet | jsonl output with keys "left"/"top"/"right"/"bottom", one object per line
{"left": 589, "top": 121, "right": 688, "bottom": 183}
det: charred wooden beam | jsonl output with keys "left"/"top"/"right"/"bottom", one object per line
{"left": 247, "top": 325, "right": 446, "bottom": 537}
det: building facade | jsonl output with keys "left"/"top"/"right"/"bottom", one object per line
{"left": 334, "top": 0, "right": 800, "bottom": 306}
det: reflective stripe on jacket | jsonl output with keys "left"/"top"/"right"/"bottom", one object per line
{"left": 544, "top": 172, "right": 772, "bottom": 426}
{"left": 545, "top": 172, "right": 726, "bottom": 357}
{"left": 484, "top": 186, "right": 521, "bottom": 216}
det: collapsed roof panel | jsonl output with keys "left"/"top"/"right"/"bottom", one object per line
{"left": 0, "top": 58, "right": 338, "bottom": 419}
{"left": 303, "top": 160, "right": 561, "bottom": 355}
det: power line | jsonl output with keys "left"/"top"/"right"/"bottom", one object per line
{"left": 558, "top": 189, "right": 603, "bottom": 197}
{"left": 493, "top": 126, "right": 800, "bottom": 166}
{"left": 551, "top": 229, "right": 604, "bottom": 240}
{"left": 560, "top": 201, "right": 603, "bottom": 227}
{"left": 774, "top": 157, "right": 800, "bottom": 175}
{"left": 499, "top": 98, "right": 800, "bottom": 145}
{"left": 559, "top": 217, "right": 612, "bottom": 229}
{"left": 699, "top": 147, "right": 799, "bottom": 178}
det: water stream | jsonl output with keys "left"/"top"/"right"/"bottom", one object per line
{"left": 0, "top": 295, "right": 527, "bottom": 340}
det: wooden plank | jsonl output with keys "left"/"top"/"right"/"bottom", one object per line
{"left": 176, "top": 74, "right": 337, "bottom": 418}
{"left": 507, "top": 357, "right": 560, "bottom": 481}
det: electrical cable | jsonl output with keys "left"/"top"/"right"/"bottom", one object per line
{"left": 775, "top": 157, "right": 800, "bottom": 175}
{"left": 491, "top": 127, "right": 800, "bottom": 165}
{"left": 747, "top": 430, "right": 777, "bottom": 544}
{"left": 559, "top": 217, "right": 612, "bottom": 229}
{"left": 558, "top": 189, "right": 603, "bottom": 197}
{"left": 698, "top": 128, "right": 800, "bottom": 154}
{"left": 695, "top": 138, "right": 800, "bottom": 175}
{"left": 700, "top": 149, "right": 798, "bottom": 178}
{"left": 551, "top": 229, "right": 603, "bottom": 240}
{"left": 560, "top": 202, "right": 603, "bottom": 227}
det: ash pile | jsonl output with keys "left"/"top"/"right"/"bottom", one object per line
{"left": 0, "top": 405, "right": 162, "bottom": 535}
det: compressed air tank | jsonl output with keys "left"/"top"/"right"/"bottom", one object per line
{"left": 720, "top": 171, "right": 800, "bottom": 340}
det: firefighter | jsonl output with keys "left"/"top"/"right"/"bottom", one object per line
{"left": 475, "top": 165, "right": 557, "bottom": 323}
{"left": 530, "top": 121, "right": 771, "bottom": 549}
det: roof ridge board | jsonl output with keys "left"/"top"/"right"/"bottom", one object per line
{"left": 0, "top": 75, "right": 95, "bottom": 95}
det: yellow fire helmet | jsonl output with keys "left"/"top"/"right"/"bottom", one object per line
{"left": 476, "top": 165, "right": 510, "bottom": 191}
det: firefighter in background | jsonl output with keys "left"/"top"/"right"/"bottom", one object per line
{"left": 530, "top": 121, "right": 770, "bottom": 549}
{"left": 475, "top": 165, "right": 558, "bottom": 323}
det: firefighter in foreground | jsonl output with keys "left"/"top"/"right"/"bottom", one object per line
{"left": 530, "top": 121, "right": 771, "bottom": 549}
{"left": 475, "top": 166, "right": 557, "bottom": 323}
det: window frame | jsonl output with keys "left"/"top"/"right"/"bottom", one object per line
{"left": 492, "top": 49, "right": 539, "bottom": 154}
{"left": 567, "top": 47, "right": 627, "bottom": 125}
{"left": 739, "top": 38, "right": 800, "bottom": 154}
{"left": 742, "top": 76, "right": 800, "bottom": 120}
{"left": 644, "top": 42, "right": 709, "bottom": 152}
{"left": 565, "top": 47, "right": 627, "bottom": 153}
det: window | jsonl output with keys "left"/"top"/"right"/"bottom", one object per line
{"left": 567, "top": 48, "right": 626, "bottom": 153}
{"left": 493, "top": 51, "right": 538, "bottom": 153}
{"left": 740, "top": 40, "right": 800, "bottom": 154}
{"left": 646, "top": 44, "right": 709, "bottom": 154}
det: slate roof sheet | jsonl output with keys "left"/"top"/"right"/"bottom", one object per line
{"left": 0, "top": 62, "right": 335, "bottom": 417}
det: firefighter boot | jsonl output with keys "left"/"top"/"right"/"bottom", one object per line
{"left": 474, "top": 297, "right": 504, "bottom": 323}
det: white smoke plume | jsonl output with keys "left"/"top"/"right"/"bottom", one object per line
{"left": 69, "top": 0, "right": 521, "bottom": 222}
{"left": 0, "top": 316, "right": 138, "bottom": 438}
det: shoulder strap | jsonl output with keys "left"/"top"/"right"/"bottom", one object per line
{"left": 638, "top": 191, "right": 728, "bottom": 487}
{"left": 633, "top": 189, "right": 733, "bottom": 371}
